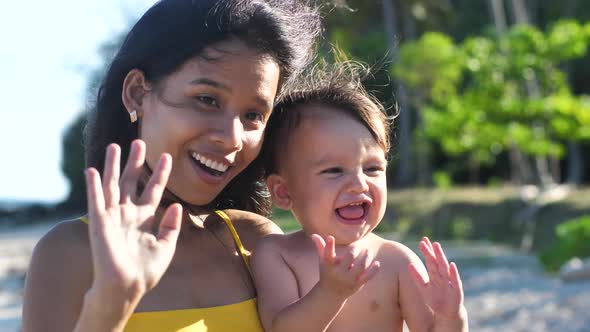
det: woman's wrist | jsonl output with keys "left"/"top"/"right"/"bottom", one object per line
{"left": 78, "top": 284, "right": 145, "bottom": 330}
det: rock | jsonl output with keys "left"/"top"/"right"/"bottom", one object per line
{"left": 560, "top": 257, "right": 590, "bottom": 283}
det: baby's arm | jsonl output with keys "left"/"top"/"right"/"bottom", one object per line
{"left": 251, "top": 234, "right": 379, "bottom": 332}
{"left": 401, "top": 237, "right": 468, "bottom": 332}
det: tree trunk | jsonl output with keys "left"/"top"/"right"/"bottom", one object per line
{"left": 566, "top": 141, "right": 582, "bottom": 185}
{"left": 489, "top": 0, "right": 508, "bottom": 33}
{"left": 382, "top": 0, "right": 413, "bottom": 186}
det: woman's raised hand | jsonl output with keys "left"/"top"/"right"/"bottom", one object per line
{"left": 84, "top": 140, "right": 182, "bottom": 301}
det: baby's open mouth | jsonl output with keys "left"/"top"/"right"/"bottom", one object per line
{"left": 335, "top": 202, "right": 368, "bottom": 220}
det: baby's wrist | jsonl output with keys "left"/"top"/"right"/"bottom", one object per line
{"left": 316, "top": 280, "right": 351, "bottom": 304}
{"left": 434, "top": 305, "right": 468, "bottom": 329}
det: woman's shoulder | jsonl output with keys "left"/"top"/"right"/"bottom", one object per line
{"left": 219, "top": 209, "right": 283, "bottom": 248}
{"left": 29, "top": 218, "right": 93, "bottom": 277}
{"left": 23, "top": 219, "right": 93, "bottom": 330}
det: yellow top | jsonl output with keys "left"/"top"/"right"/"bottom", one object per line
{"left": 80, "top": 210, "right": 263, "bottom": 332}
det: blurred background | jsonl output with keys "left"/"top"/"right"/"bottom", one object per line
{"left": 1, "top": 0, "right": 590, "bottom": 331}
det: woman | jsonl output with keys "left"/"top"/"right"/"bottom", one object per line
{"left": 22, "top": 1, "right": 321, "bottom": 331}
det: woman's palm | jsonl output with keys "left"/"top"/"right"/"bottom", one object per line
{"left": 85, "top": 140, "right": 182, "bottom": 295}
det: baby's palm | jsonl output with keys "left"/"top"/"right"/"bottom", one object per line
{"left": 409, "top": 237, "right": 464, "bottom": 319}
{"left": 85, "top": 141, "right": 182, "bottom": 296}
{"left": 311, "top": 234, "right": 380, "bottom": 298}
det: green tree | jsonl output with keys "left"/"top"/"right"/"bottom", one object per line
{"left": 60, "top": 31, "right": 126, "bottom": 209}
{"left": 394, "top": 20, "right": 590, "bottom": 186}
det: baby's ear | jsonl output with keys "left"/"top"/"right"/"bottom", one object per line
{"left": 266, "top": 174, "right": 292, "bottom": 210}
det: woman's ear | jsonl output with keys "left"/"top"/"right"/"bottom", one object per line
{"left": 266, "top": 174, "right": 292, "bottom": 210}
{"left": 121, "top": 69, "right": 150, "bottom": 122}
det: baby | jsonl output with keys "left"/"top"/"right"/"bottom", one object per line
{"left": 251, "top": 64, "right": 468, "bottom": 332}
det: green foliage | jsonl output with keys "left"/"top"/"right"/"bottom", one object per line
{"left": 433, "top": 171, "right": 452, "bottom": 189}
{"left": 270, "top": 208, "right": 301, "bottom": 233}
{"left": 450, "top": 216, "right": 473, "bottom": 240}
{"left": 540, "top": 215, "right": 590, "bottom": 272}
{"left": 60, "top": 113, "right": 87, "bottom": 209}
{"left": 393, "top": 32, "right": 464, "bottom": 105}
{"left": 393, "top": 20, "right": 590, "bottom": 179}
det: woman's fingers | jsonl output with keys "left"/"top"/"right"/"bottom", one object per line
{"left": 120, "top": 140, "right": 146, "bottom": 204}
{"left": 102, "top": 144, "right": 121, "bottom": 208}
{"left": 139, "top": 153, "right": 172, "bottom": 207}
{"left": 85, "top": 167, "right": 106, "bottom": 221}
{"left": 157, "top": 203, "right": 182, "bottom": 245}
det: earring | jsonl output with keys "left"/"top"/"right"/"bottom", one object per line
{"left": 129, "top": 110, "right": 138, "bottom": 123}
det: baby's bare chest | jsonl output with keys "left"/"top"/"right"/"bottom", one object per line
{"left": 288, "top": 252, "right": 404, "bottom": 331}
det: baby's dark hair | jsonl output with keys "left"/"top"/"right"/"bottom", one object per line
{"left": 262, "top": 61, "right": 393, "bottom": 176}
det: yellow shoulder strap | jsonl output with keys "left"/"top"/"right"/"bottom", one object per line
{"left": 80, "top": 212, "right": 252, "bottom": 276}
{"left": 214, "top": 210, "right": 252, "bottom": 276}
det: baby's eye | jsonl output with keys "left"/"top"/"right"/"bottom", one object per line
{"left": 320, "top": 167, "right": 343, "bottom": 175}
{"left": 196, "top": 95, "right": 219, "bottom": 107}
{"left": 365, "top": 166, "right": 385, "bottom": 174}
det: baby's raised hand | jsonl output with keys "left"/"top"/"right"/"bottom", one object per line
{"left": 311, "top": 234, "right": 380, "bottom": 299}
{"left": 408, "top": 237, "right": 465, "bottom": 321}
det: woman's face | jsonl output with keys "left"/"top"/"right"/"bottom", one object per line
{"left": 139, "top": 39, "right": 280, "bottom": 205}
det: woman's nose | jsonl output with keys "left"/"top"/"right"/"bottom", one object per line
{"left": 211, "top": 115, "right": 244, "bottom": 152}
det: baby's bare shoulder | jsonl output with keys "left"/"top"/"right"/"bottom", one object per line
{"left": 253, "top": 230, "right": 305, "bottom": 254}
{"left": 369, "top": 235, "right": 422, "bottom": 271}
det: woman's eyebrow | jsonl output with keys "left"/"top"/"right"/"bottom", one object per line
{"left": 190, "top": 78, "right": 272, "bottom": 110}
{"left": 190, "top": 78, "right": 228, "bottom": 90}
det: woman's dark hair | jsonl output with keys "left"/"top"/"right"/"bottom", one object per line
{"left": 262, "top": 61, "right": 394, "bottom": 177}
{"left": 85, "top": 0, "right": 321, "bottom": 216}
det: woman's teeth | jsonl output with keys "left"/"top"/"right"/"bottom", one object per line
{"left": 191, "top": 152, "right": 229, "bottom": 173}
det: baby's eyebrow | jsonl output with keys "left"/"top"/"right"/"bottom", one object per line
{"left": 311, "top": 154, "right": 341, "bottom": 168}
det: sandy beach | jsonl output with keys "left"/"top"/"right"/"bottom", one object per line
{"left": 1, "top": 223, "right": 589, "bottom": 331}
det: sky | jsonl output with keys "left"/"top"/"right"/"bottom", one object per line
{"left": 0, "top": 0, "right": 158, "bottom": 203}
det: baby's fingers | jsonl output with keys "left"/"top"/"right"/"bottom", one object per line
{"left": 139, "top": 153, "right": 172, "bottom": 207}
{"left": 356, "top": 260, "right": 380, "bottom": 284}
{"left": 433, "top": 242, "right": 451, "bottom": 279}
{"left": 449, "top": 262, "right": 463, "bottom": 291}
{"left": 349, "top": 249, "right": 370, "bottom": 275}
{"left": 408, "top": 262, "right": 429, "bottom": 287}
{"left": 324, "top": 235, "right": 337, "bottom": 264}
{"left": 311, "top": 234, "right": 326, "bottom": 261}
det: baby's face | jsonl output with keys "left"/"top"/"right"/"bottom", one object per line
{"left": 279, "top": 106, "right": 387, "bottom": 245}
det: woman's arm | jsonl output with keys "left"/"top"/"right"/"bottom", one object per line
{"left": 22, "top": 221, "right": 93, "bottom": 332}
{"left": 23, "top": 141, "right": 183, "bottom": 332}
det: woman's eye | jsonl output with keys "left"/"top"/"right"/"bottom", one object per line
{"left": 196, "top": 95, "right": 218, "bottom": 107}
{"left": 245, "top": 111, "right": 264, "bottom": 123}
